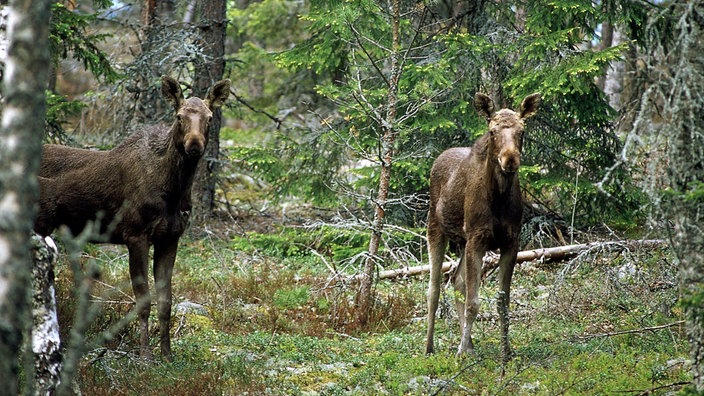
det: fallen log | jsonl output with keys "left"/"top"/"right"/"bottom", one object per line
{"left": 480, "top": 239, "right": 665, "bottom": 277}
{"left": 349, "top": 239, "right": 666, "bottom": 283}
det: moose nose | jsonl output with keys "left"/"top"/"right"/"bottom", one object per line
{"left": 499, "top": 150, "right": 520, "bottom": 174}
{"left": 184, "top": 136, "right": 205, "bottom": 157}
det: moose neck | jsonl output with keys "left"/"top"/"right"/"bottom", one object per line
{"left": 491, "top": 164, "right": 517, "bottom": 196}
{"left": 483, "top": 136, "right": 518, "bottom": 197}
{"left": 162, "top": 121, "right": 202, "bottom": 198}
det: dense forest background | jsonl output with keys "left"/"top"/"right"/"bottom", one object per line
{"left": 2, "top": 0, "right": 704, "bottom": 394}
{"left": 52, "top": 0, "right": 646, "bottom": 231}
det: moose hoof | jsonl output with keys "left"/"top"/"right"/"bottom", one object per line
{"left": 455, "top": 345, "right": 475, "bottom": 358}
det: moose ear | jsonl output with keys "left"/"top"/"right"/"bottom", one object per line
{"left": 161, "top": 76, "right": 184, "bottom": 110}
{"left": 519, "top": 93, "right": 541, "bottom": 119}
{"left": 474, "top": 93, "right": 495, "bottom": 121}
{"left": 206, "top": 79, "right": 231, "bottom": 110}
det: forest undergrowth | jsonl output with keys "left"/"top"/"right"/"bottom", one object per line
{"left": 53, "top": 210, "right": 690, "bottom": 396}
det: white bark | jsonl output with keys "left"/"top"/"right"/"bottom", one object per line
{"left": 602, "top": 29, "right": 624, "bottom": 110}
{"left": 31, "top": 235, "right": 62, "bottom": 396}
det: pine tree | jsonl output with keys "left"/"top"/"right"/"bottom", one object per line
{"left": 275, "top": 0, "right": 649, "bottom": 323}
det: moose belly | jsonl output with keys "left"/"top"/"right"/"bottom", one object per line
{"left": 435, "top": 199, "right": 466, "bottom": 246}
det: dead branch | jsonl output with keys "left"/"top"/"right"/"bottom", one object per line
{"left": 481, "top": 239, "right": 666, "bottom": 277}
{"left": 348, "top": 239, "right": 666, "bottom": 283}
{"left": 572, "top": 320, "right": 684, "bottom": 340}
{"left": 618, "top": 381, "right": 691, "bottom": 396}
{"left": 230, "top": 88, "right": 283, "bottom": 129}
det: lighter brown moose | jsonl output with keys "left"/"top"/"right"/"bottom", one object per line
{"left": 425, "top": 92, "right": 541, "bottom": 363}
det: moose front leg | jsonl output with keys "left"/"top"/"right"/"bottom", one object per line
{"left": 457, "top": 237, "right": 485, "bottom": 357}
{"left": 425, "top": 223, "right": 448, "bottom": 354}
{"left": 127, "top": 238, "right": 153, "bottom": 360}
{"left": 496, "top": 244, "right": 518, "bottom": 365}
{"left": 154, "top": 239, "right": 178, "bottom": 362}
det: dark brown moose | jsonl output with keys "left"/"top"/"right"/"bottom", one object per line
{"left": 425, "top": 92, "right": 540, "bottom": 363}
{"left": 34, "top": 76, "right": 231, "bottom": 361}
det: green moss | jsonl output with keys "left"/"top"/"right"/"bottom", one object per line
{"left": 71, "top": 234, "right": 691, "bottom": 396}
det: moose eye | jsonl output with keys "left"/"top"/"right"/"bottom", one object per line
{"left": 176, "top": 114, "right": 183, "bottom": 123}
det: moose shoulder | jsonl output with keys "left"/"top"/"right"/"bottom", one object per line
{"left": 425, "top": 92, "right": 540, "bottom": 363}
{"left": 34, "top": 76, "right": 231, "bottom": 361}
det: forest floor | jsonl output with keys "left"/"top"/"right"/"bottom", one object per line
{"left": 53, "top": 211, "right": 692, "bottom": 396}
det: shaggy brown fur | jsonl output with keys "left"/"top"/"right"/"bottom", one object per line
{"left": 34, "top": 76, "right": 231, "bottom": 361}
{"left": 425, "top": 92, "right": 540, "bottom": 362}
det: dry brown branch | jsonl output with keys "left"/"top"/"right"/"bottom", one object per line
{"left": 481, "top": 239, "right": 666, "bottom": 277}
{"left": 348, "top": 239, "right": 666, "bottom": 283}
{"left": 572, "top": 320, "right": 685, "bottom": 340}
{"left": 619, "top": 381, "right": 691, "bottom": 396}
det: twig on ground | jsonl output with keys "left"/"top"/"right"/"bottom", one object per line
{"left": 572, "top": 320, "right": 685, "bottom": 340}
{"left": 613, "top": 381, "right": 691, "bottom": 396}
{"left": 346, "top": 239, "right": 667, "bottom": 283}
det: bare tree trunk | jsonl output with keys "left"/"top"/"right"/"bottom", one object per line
{"left": 356, "top": 0, "right": 402, "bottom": 327}
{"left": 603, "top": 29, "right": 624, "bottom": 110}
{"left": 182, "top": 0, "right": 197, "bottom": 24}
{"left": 628, "top": 1, "right": 704, "bottom": 390}
{"left": 0, "top": 0, "right": 51, "bottom": 392}
{"left": 191, "top": 0, "right": 228, "bottom": 227}
{"left": 665, "top": 4, "right": 704, "bottom": 387}
{"left": 134, "top": 0, "right": 176, "bottom": 124}
{"left": 595, "top": 21, "right": 614, "bottom": 92}
{"left": 142, "top": 0, "right": 175, "bottom": 25}
{"left": 617, "top": 40, "right": 645, "bottom": 134}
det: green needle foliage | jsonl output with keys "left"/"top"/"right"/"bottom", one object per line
{"left": 245, "top": 0, "right": 654, "bottom": 228}
{"left": 49, "top": 2, "right": 119, "bottom": 83}
{"left": 44, "top": 1, "right": 120, "bottom": 141}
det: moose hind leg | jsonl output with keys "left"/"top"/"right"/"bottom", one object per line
{"left": 451, "top": 247, "right": 466, "bottom": 347}
{"left": 497, "top": 246, "right": 518, "bottom": 364}
{"left": 154, "top": 239, "right": 178, "bottom": 362}
{"left": 127, "top": 239, "right": 153, "bottom": 360}
{"left": 457, "top": 239, "right": 484, "bottom": 357}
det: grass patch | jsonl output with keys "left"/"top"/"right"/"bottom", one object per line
{"left": 52, "top": 229, "right": 690, "bottom": 395}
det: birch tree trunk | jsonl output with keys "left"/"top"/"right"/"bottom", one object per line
{"left": 356, "top": 0, "right": 402, "bottom": 327}
{"left": 0, "top": 0, "right": 51, "bottom": 392}
{"left": 31, "top": 235, "right": 62, "bottom": 396}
